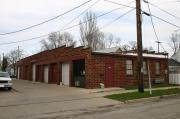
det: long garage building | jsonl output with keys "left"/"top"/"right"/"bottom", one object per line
{"left": 17, "top": 46, "right": 169, "bottom": 88}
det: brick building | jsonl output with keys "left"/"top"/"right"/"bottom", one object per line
{"left": 16, "top": 46, "right": 169, "bottom": 88}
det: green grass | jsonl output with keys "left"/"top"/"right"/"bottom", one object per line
{"left": 104, "top": 88, "right": 180, "bottom": 102}
{"left": 125, "top": 84, "right": 178, "bottom": 90}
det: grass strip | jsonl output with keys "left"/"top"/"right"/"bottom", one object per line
{"left": 104, "top": 88, "right": 180, "bottom": 102}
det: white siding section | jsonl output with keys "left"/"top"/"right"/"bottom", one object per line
{"left": 44, "top": 66, "right": 49, "bottom": 83}
{"left": 32, "top": 64, "right": 36, "bottom": 82}
{"left": 17, "top": 66, "right": 20, "bottom": 80}
{"left": 169, "top": 74, "right": 180, "bottom": 85}
{"left": 62, "top": 63, "right": 70, "bottom": 86}
{"left": 171, "top": 50, "right": 180, "bottom": 63}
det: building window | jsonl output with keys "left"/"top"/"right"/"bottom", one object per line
{"left": 155, "top": 62, "right": 160, "bottom": 75}
{"left": 126, "top": 60, "right": 133, "bottom": 75}
{"left": 143, "top": 61, "right": 147, "bottom": 75}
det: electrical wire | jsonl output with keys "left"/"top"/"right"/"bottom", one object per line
{"left": 144, "top": 0, "right": 166, "bottom": 52}
{"left": 151, "top": 14, "right": 180, "bottom": 29}
{"left": 100, "top": 8, "right": 135, "bottom": 29}
{"left": 105, "top": 0, "right": 180, "bottom": 29}
{"left": 104, "top": 0, "right": 135, "bottom": 9}
{"left": 59, "top": 0, "right": 102, "bottom": 32}
{"left": 0, "top": 0, "right": 93, "bottom": 36}
{"left": 147, "top": 1, "right": 180, "bottom": 22}
{"left": 0, "top": 7, "right": 127, "bottom": 45}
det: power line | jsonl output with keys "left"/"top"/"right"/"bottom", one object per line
{"left": 147, "top": 1, "right": 180, "bottom": 22}
{"left": 104, "top": 0, "right": 135, "bottom": 9}
{"left": 59, "top": 0, "right": 101, "bottom": 32}
{"left": 144, "top": 0, "right": 166, "bottom": 53}
{"left": 151, "top": 14, "right": 180, "bottom": 29}
{"left": 0, "top": 0, "right": 93, "bottom": 36}
{"left": 100, "top": 8, "right": 135, "bottom": 29}
{"left": 0, "top": 7, "right": 128, "bottom": 46}
{"left": 0, "top": 0, "right": 100, "bottom": 41}
{"left": 105, "top": 0, "right": 180, "bottom": 29}
{"left": 100, "top": 0, "right": 135, "bottom": 29}
{"left": 144, "top": 0, "right": 166, "bottom": 52}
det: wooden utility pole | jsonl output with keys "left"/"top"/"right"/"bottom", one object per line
{"left": 136, "top": 0, "right": 144, "bottom": 92}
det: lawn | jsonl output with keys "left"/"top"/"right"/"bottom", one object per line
{"left": 125, "top": 84, "right": 178, "bottom": 90}
{"left": 104, "top": 88, "right": 180, "bottom": 102}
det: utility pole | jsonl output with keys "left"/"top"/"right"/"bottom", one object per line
{"left": 136, "top": 0, "right": 144, "bottom": 92}
{"left": 155, "top": 41, "right": 162, "bottom": 53}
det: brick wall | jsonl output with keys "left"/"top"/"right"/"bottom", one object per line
{"left": 17, "top": 46, "right": 168, "bottom": 89}
{"left": 86, "top": 53, "right": 169, "bottom": 88}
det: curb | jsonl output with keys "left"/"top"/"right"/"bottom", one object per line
{"left": 123, "top": 93, "right": 180, "bottom": 104}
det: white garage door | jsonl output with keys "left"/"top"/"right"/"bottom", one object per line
{"left": 17, "top": 66, "right": 20, "bottom": 80}
{"left": 32, "top": 64, "right": 36, "bottom": 81}
{"left": 62, "top": 63, "right": 70, "bottom": 86}
{"left": 44, "top": 66, "right": 49, "bottom": 83}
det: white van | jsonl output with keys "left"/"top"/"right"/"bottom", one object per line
{"left": 0, "top": 71, "right": 12, "bottom": 90}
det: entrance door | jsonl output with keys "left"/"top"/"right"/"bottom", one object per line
{"left": 32, "top": 64, "right": 36, "bottom": 81}
{"left": 62, "top": 63, "right": 70, "bottom": 86}
{"left": 105, "top": 62, "right": 114, "bottom": 87}
{"left": 44, "top": 66, "right": 49, "bottom": 83}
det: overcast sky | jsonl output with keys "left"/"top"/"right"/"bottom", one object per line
{"left": 0, "top": 0, "right": 180, "bottom": 57}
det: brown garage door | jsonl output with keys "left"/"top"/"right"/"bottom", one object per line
{"left": 49, "top": 63, "right": 59, "bottom": 84}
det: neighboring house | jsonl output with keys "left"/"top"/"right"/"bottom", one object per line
{"left": 169, "top": 58, "right": 180, "bottom": 73}
{"left": 171, "top": 50, "right": 180, "bottom": 63}
{"left": 169, "top": 50, "right": 180, "bottom": 85}
{"left": 16, "top": 46, "right": 169, "bottom": 89}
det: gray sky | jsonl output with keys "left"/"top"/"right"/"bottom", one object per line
{"left": 0, "top": 0, "right": 180, "bottom": 56}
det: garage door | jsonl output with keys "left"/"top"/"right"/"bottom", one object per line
{"left": 44, "top": 66, "right": 49, "bottom": 83}
{"left": 62, "top": 63, "right": 70, "bottom": 86}
{"left": 32, "top": 64, "right": 36, "bottom": 81}
{"left": 18, "top": 66, "right": 20, "bottom": 80}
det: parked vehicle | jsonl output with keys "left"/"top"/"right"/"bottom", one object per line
{"left": 0, "top": 71, "right": 12, "bottom": 90}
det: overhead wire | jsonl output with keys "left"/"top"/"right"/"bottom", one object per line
{"left": 105, "top": 0, "right": 180, "bottom": 29}
{"left": 59, "top": 0, "right": 102, "bottom": 32}
{"left": 100, "top": 8, "right": 135, "bottom": 29}
{"left": 0, "top": 5, "right": 132, "bottom": 45}
{"left": 144, "top": 0, "right": 166, "bottom": 52}
{"left": 0, "top": 0, "right": 93, "bottom": 36}
{"left": 148, "top": 1, "right": 180, "bottom": 21}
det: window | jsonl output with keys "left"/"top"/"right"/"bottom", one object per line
{"left": 126, "top": 60, "right": 133, "bottom": 75}
{"left": 155, "top": 62, "right": 160, "bottom": 75}
{"left": 143, "top": 61, "right": 147, "bottom": 75}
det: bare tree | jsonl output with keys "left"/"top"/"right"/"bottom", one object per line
{"left": 105, "top": 34, "right": 121, "bottom": 48}
{"left": 129, "top": 41, "right": 137, "bottom": 50}
{"left": 169, "top": 33, "right": 180, "bottom": 54}
{"left": 79, "top": 11, "right": 105, "bottom": 50}
{"left": 1, "top": 57, "right": 8, "bottom": 72}
{"left": 6, "top": 48, "right": 24, "bottom": 75}
{"left": 121, "top": 44, "right": 131, "bottom": 51}
{"left": 41, "top": 32, "right": 76, "bottom": 51}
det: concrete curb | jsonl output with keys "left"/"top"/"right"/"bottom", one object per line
{"left": 123, "top": 93, "right": 180, "bottom": 104}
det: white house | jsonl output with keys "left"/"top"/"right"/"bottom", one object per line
{"left": 169, "top": 50, "right": 180, "bottom": 85}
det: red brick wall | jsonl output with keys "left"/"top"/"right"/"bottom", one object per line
{"left": 17, "top": 46, "right": 90, "bottom": 85}
{"left": 85, "top": 54, "right": 169, "bottom": 88}
{"left": 17, "top": 46, "right": 168, "bottom": 89}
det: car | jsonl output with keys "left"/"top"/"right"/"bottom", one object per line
{"left": 0, "top": 71, "right": 12, "bottom": 90}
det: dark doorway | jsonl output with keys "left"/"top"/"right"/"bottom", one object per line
{"left": 36, "top": 65, "right": 43, "bottom": 82}
{"left": 73, "top": 59, "right": 85, "bottom": 88}
{"left": 105, "top": 62, "right": 114, "bottom": 87}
